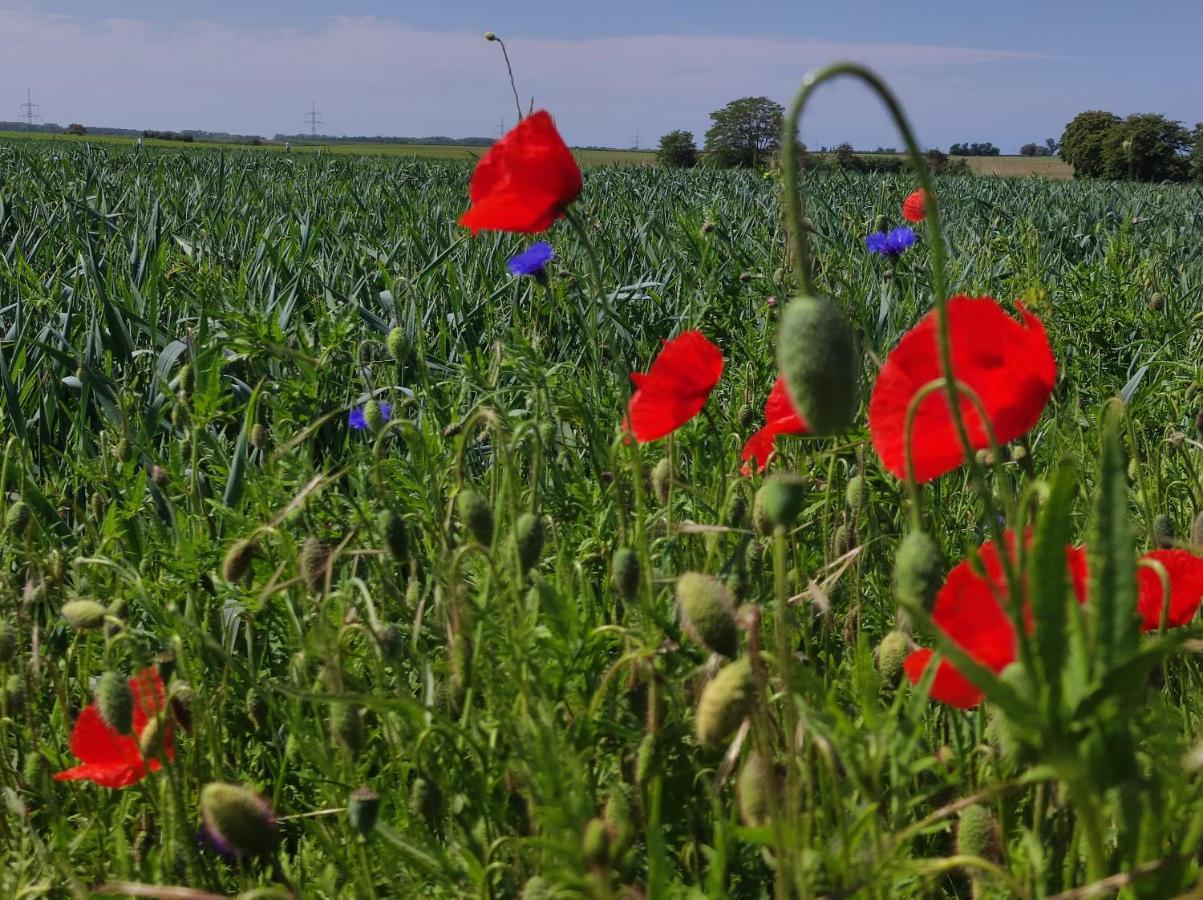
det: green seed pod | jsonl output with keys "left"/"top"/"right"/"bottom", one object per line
{"left": 410, "top": 776, "right": 443, "bottom": 828}
{"left": 515, "top": 513, "right": 545, "bottom": 571}
{"left": 955, "top": 803, "right": 1000, "bottom": 861}
{"left": 380, "top": 510, "right": 408, "bottom": 561}
{"left": 893, "top": 531, "right": 944, "bottom": 614}
{"left": 1192, "top": 510, "right": 1203, "bottom": 549}
{"left": 6, "top": 501, "right": 30, "bottom": 539}
{"left": 250, "top": 423, "right": 271, "bottom": 451}
{"left": 603, "top": 783, "right": 636, "bottom": 857}
{"left": 348, "top": 786, "right": 381, "bottom": 835}
{"left": 1153, "top": 514, "right": 1175, "bottom": 549}
{"left": 694, "top": 657, "right": 755, "bottom": 751}
{"left": 634, "top": 733, "right": 658, "bottom": 786}
{"left": 650, "top": 458, "right": 672, "bottom": 505}
{"left": 90, "top": 492, "right": 107, "bottom": 521}
{"left": 96, "top": 671, "right": 134, "bottom": 735}
{"left": 845, "top": 475, "right": 867, "bottom": 517}
{"left": 456, "top": 490, "right": 494, "bottom": 547}
{"left": 675, "top": 573, "right": 738, "bottom": 657}
{"left": 331, "top": 703, "right": 365, "bottom": 756}
{"left": 178, "top": 363, "right": 195, "bottom": 396}
{"left": 300, "top": 535, "right": 332, "bottom": 593}
{"left": 755, "top": 473, "right": 806, "bottom": 530}
{"left": 61, "top": 600, "right": 108, "bottom": 630}
{"left": 5, "top": 673, "right": 25, "bottom": 713}
{"left": 875, "top": 630, "right": 910, "bottom": 683}
{"left": 611, "top": 548, "right": 641, "bottom": 601}
{"left": 386, "top": 326, "right": 408, "bottom": 363}
{"left": 725, "top": 491, "right": 749, "bottom": 529}
{"left": 776, "top": 295, "right": 858, "bottom": 435}
{"left": 200, "top": 783, "right": 279, "bottom": 857}
{"left": 363, "top": 399, "right": 386, "bottom": 433}
{"left": 745, "top": 540, "right": 765, "bottom": 581}
{"left": 139, "top": 715, "right": 167, "bottom": 759}
{"left": 737, "top": 751, "right": 778, "bottom": 827}
{"left": 0, "top": 620, "right": 17, "bottom": 665}
{"left": 582, "top": 817, "right": 610, "bottom": 868}
{"left": 222, "top": 538, "right": 257, "bottom": 584}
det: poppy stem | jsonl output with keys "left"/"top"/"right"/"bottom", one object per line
{"left": 491, "top": 37, "right": 525, "bottom": 126}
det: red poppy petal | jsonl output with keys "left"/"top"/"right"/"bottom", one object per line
{"left": 458, "top": 189, "right": 565, "bottom": 235}
{"left": 1137, "top": 549, "right": 1203, "bottom": 630}
{"left": 130, "top": 667, "right": 166, "bottom": 735}
{"left": 904, "top": 648, "right": 984, "bottom": 708}
{"left": 645, "top": 331, "right": 724, "bottom": 391}
{"left": 764, "top": 376, "right": 805, "bottom": 427}
{"left": 68, "top": 706, "right": 129, "bottom": 767}
{"left": 930, "top": 545, "right": 1017, "bottom": 674}
{"left": 625, "top": 332, "right": 723, "bottom": 443}
{"left": 54, "top": 761, "right": 143, "bottom": 789}
{"left": 902, "top": 189, "right": 926, "bottom": 223}
{"left": 1066, "top": 545, "right": 1089, "bottom": 604}
{"left": 868, "top": 297, "right": 1056, "bottom": 482}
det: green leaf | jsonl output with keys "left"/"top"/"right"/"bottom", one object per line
{"left": 1028, "top": 463, "right": 1078, "bottom": 718}
{"left": 223, "top": 385, "right": 260, "bottom": 510}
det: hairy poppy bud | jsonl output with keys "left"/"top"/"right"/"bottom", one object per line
{"left": 90, "top": 492, "right": 107, "bottom": 521}
{"left": 245, "top": 689, "right": 268, "bottom": 732}
{"left": 456, "top": 490, "right": 494, "bottom": 547}
{"left": 138, "top": 715, "right": 167, "bottom": 759}
{"left": 893, "top": 530, "right": 944, "bottom": 614}
{"left": 634, "top": 733, "right": 658, "bottom": 786}
{"left": 755, "top": 473, "right": 806, "bottom": 530}
{"left": 410, "top": 776, "right": 443, "bottom": 827}
{"left": 650, "top": 458, "right": 672, "bottom": 505}
{"left": 363, "top": 400, "right": 386, "bottom": 433}
{"left": 737, "top": 751, "right": 778, "bottom": 827}
{"left": 875, "top": 630, "right": 910, "bottom": 683}
{"left": 483, "top": 31, "right": 497, "bottom": 41}
{"left": 96, "top": 671, "right": 134, "bottom": 735}
{"left": 380, "top": 510, "right": 408, "bottom": 561}
{"left": 178, "top": 363, "right": 195, "bottom": 397}
{"left": 582, "top": 817, "right": 610, "bottom": 868}
{"left": 845, "top": 475, "right": 868, "bottom": 517}
{"left": 331, "top": 703, "right": 365, "bottom": 756}
{"left": 300, "top": 535, "right": 332, "bottom": 593}
{"left": 777, "top": 295, "right": 858, "bottom": 435}
{"left": 738, "top": 403, "right": 756, "bottom": 431}
{"left": 115, "top": 437, "right": 132, "bottom": 463}
{"left": 62, "top": 599, "right": 107, "bottom": 630}
{"left": 250, "top": 423, "right": 271, "bottom": 451}
{"left": 603, "top": 784, "right": 636, "bottom": 857}
{"left": 1153, "top": 514, "right": 1175, "bottom": 549}
{"left": 0, "top": 620, "right": 16, "bottom": 665}
{"left": 611, "top": 548, "right": 641, "bottom": 601}
{"left": 695, "top": 657, "right": 754, "bottom": 751}
{"left": 675, "top": 573, "right": 738, "bottom": 657}
{"left": 386, "top": 326, "right": 408, "bottom": 363}
{"left": 200, "top": 783, "right": 279, "bottom": 858}
{"left": 955, "top": 803, "right": 1000, "bottom": 861}
{"left": 222, "top": 538, "right": 256, "bottom": 584}
{"left": 5, "top": 673, "right": 25, "bottom": 713}
{"left": 348, "top": 786, "right": 380, "bottom": 835}
{"left": 832, "top": 524, "right": 854, "bottom": 557}
{"left": 6, "top": 501, "right": 30, "bottom": 539}
{"left": 515, "top": 513, "right": 544, "bottom": 571}
{"left": 725, "top": 491, "right": 749, "bottom": 528}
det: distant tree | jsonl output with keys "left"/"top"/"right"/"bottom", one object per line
{"left": 64, "top": 123, "right": 86, "bottom": 136}
{"left": 656, "top": 130, "right": 698, "bottom": 168}
{"left": 950, "top": 142, "right": 1000, "bottom": 156}
{"left": 1100, "top": 114, "right": 1190, "bottom": 182}
{"left": 1020, "top": 143, "right": 1040, "bottom": 157}
{"left": 1044, "top": 137, "right": 1060, "bottom": 155}
{"left": 703, "top": 97, "right": 783, "bottom": 168}
{"left": 1060, "top": 110, "right": 1121, "bottom": 177}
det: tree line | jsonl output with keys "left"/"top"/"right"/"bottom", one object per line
{"left": 1060, "top": 111, "right": 1203, "bottom": 182}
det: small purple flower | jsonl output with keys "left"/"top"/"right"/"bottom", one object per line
{"left": 506, "top": 242, "right": 554, "bottom": 284}
{"left": 349, "top": 401, "right": 391, "bottom": 431}
{"left": 866, "top": 226, "right": 917, "bottom": 260}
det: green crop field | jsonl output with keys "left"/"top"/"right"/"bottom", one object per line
{"left": 0, "top": 130, "right": 1201, "bottom": 899}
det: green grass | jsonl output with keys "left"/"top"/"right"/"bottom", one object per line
{"left": 0, "top": 134, "right": 1200, "bottom": 898}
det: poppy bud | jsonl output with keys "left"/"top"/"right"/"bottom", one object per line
{"left": 6, "top": 501, "right": 30, "bottom": 539}
{"left": 1192, "top": 510, "right": 1203, "bottom": 549}
{"left": 515, "top": 513, "right": 544, "bottom": 571}
{"left": 363, "top": 400, "right": 386, "bottom": 433}
{"left": 694, "top": 657, "right": 754, "bottom": 751}
{"left": 738, "top": 404, "right": 756, "bottom": 431}
{"left": 116, "top": 437, "right": 132, "bottom": 463}
{"left": 755, "top": 473, "right": 806, "bottom": 530}
{"left": 582, "top": 817, "right": 610, "bottom": 868}
{"left": 62, "top": 599, "right": 108, "bottom": 630}
{"left": 178, "top": 363, "right": 195, "bottom": 397}
{"left": 875, "top": 630, "right": 910, "bottom": 683}
{"left": 832, "top": 524, "right": 854, "bottom": 557}
{"left": 331, "top": 703, "right": 365, "bottom": 756}
{"left": 410, "top": 776, "right": 443, "bottom": 827}
{"left": 300, "top": 535, "right": 332, "bottom": 593}
{"left": 744, "top": 539, "right": 765, "bottom": 581}
{"left": 348, "top": 786, "right": 380, "bottom": 835}
{"left": 386, "top": 326, "right": 408, "bottom": 363}
{"left": 675, "top": 573, "right": 738, "bottom": 657}
{"left": 892, "top": 530, "right": 944, "bottom": 614}
{"left": 483, "top": 31, "right": 497, "bottom": 41}
{"left": 725, "top": 491, "right": 749, "bottom": 529}
{"left": 380, "top": 510, "right": 408, "bottom": 561}
{"left": 634, "top": 733, "right": 658, "bottom": 786}
{"left": 245, "top": 689, "right": 268, "bottom": 732}
{"left": 1147, "top": 293, "right": 1164, "bottom": 311}
{"left": 650, "top": 458, "right": 672, "bottom": 505}
{"left": 955, "top": 803, "right": 1000, "bottom": 861}
{"left": 222, "top": 538, "right": 256, "bottom": 584}
{"left": 5, "top": 673, "right": 26, "bottom": 712}
{"left": 777, "top": 295, "right": 858, "bottom": 435}
{"left": 737, "top": 750, "right": 778, "bottom": 827}
{"left": 845, "top": 475, "right": 868, "bottom": 517}
{"left": 0, "top": 620, "right": 15, "bottom": 664}
{"left": 138, "top": 715, "right": 167, "bottom": 759}
{"left": 200, "top": 782, "right": 279, "bottom": 858}
{"left": 250, "top": 423, "right": 271, "bottom": 451}
{"left": 1153, "top": 514, "right": 1175, "bottom": 549}
{"left": 603, "top": 784, "right": 636, "bottom": 857}
{"left": 456, "top": 489, "right": 494, "bottom": 547}
{"left": 96, "top": 671, "right": 134, "bottom": 735}
{"left": 611, "top": 548, "right": 641, "bottom": 601}
{"left": 90, "top": 492, "right": 107, "bottom": 521}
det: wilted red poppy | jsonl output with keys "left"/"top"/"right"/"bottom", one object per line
{"left": 626, "top": 331, "right": 723, "bottom": 443}
{"left": 741, "top": 376, "right": 809, "bottom": 474}
{"left": 55, "top": 668, "right": 174, "bottom": 788}
{"left": 458, "top": 111, "right": 582, "bottom": 235}
{"left": 904, "top": 535, "right": 1086, "bottom": 708}
{"left": 902, "top": 189, "right": 927, "bottom": 223}
{"left": 868, "top": 296, "right": 1056, "bottom": 483}
{"left": 1136, "top": 549, "right": 1203, "bottom": 630}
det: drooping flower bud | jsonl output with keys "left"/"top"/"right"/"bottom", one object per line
{"left": 634, "top": 733, "right": 658, "bottom": 786}
{"left": 875, "top": 630, "right": 910, "bottom": 683}
{"left": 694, "top": 657, "right": 754, "bottom": 751}
{"left": 363, "top": 400, "right": 386, "bottom": 433}
{"left": 5, "top": 673, "right": 25, "bottom": 713}
{"left": 515, "top": 513, "right": 545, "bottom": 571}
{"left": 348, "top": 786, "right": 381, "bottom": 835}
{"left": 386, "top": 326, "right": 408, "bottom": 363}
{"left": 582, "top": 817, "right": 610, "bottom": 869}
{"left": 845, "top": 475, "right": 868, "bottom": 518}
{"left": 410, "top": 776, "right": 443, "bottom": 828}
{"left": 221, "top": 538, "right": 256, "bottom": 584}
{"left": 138, "top": 715, "right": 168, "bottom": 759}
{"left": 675, "top": 573, "right": 738, "bottom": 657}
{"left": 96, "top": 671, "right": 134, "bottom": 735}
{"left": 6, "top": 501, "right": 30, "bottom": 539}
{"left": 250, "top": 423, "right": 271, "bottom": 451}
{"left": 331, "top": 703, "right": 365, "bottom": 756}
{"left": 955, "top": 803, "right": 1000, "bottom": 861}
{"left": 300, "top": 535, "right": 332, "bottom": 593}
{"left": 611, "top": 548, "right": 641, "bottom": 601}
{"left": 777, "top": 295, "right": 858, "bottom": 435}
{"left": 755, "top": 473, "right": 806, "bottom": 530}
{"left": 380, "top": 510, "right": 408, "bottom": 561}
{"left": 200, "top": 782, "right": 280, "bottom": 858}
{"left": 603, "top": 784, "right": 636, "bottom": 857}
{"left": 456, "top": 490, "right": 494, "bottom": 547}
{"left": 650, "top": 458, "right": 672, "bottom": 505}
{"left": 736, "top": 751, "right": 778, "bottom": 827}
{"left": 178, "top": 363, "right": 195, "bottom": 397}
{"left": 1153, "top": 514, "right": 1175, "bottom": 549}
{"left": 90, "top": 492, "right": 107, "bottom": 521}
{"left": 61, "top": 600, "right": 108, "bottom": 630}
{"left": 892, "top": 530, "right": 944, "bottom": 614}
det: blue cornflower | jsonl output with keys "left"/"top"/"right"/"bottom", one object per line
{"left": 865, "top": 226, "right": 917, "bottom": 259}
{"left": 348, "top": 401, "right": 391, "bottom": 431}
{"left": 506, "top": 242, "right": 555, "bottom": 284}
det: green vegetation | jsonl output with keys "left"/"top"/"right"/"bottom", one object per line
{"left": 1061, "top": 109, "right": 1200, "bottom": 182}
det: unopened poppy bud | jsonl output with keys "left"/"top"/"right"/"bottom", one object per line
{"left": 456, "top": 489, "right": 494, "bottom": 547}
{"left": 832, "top": 524, "right": 854, "bottom": 557}
{"left": 1153, "top": 514, "right": 1175, "bottom": 549}
{"left": 603, "top": 784, "right": 635, "bottom": 857}
{"left": 483, "top": 31, "right": 497, "bottom": 41}
{"left": 582, "top": 817, "right": 610, "bottom": 868}
{"left": 90, "top": 492, "right": 107, "bottom": 521}
{"left": 1192, "top": 510, "right": 1203, "bottom": 549}
{"left": 1147, "top": 292, "right": 1164, "bottom": 311}
{"left": 611, "top": 548, "right": 641, "bottom": 601}
{"left": 5, "top": 673, "right": 25, "bottom": 712}
{"left": 380, "top": 510, "right": 408, "bottom": 561}
{"left": 0, "top": 620, "right": 15, "bottom": 664}
{"left": 374, "top": 622, "right": 402, "bottom": 657}
{"left": 245, "top": 689, "right": 268, "bottom": 732}
{"left": 138, "top": 715, "right": 167, "bottom": 759}
{"left": 955, "top": 803, "right": 1000, "bottom": 861}
{"left": 386, "top": 326, "right": 408, "bottom": 363}
{"left": 893, "top": 530, "right": 944, "bottom": 614}
{"left": 200, "top": 782, "right": 279, "bottom": 858}
{"left": 515, "top": 513, "right": 544, "bottom": 571}
{"left": 363, "top": 400, "right": 386, "bottom": 433}
{"left": 634, "top": 733, "right": 658, "bottom": 786}
{"left": 115, "top": 437, "right": 132, "bottom": 463}
{"left": 6, "top": 501, "right": 30, "bottom": 538}
{"left": 650, "top": 458, "right": 672, "bottom": 505}
{"left": 222, "top": 538, "right": 256, "bottom": 584}
{"left": 96, "top": 671, "right": 134, "bottom": 735}
{"left": 300, "top": 535, "right": 332, "bottom": 593}
{"left": 845, "top": 475, "right": 867, "bottom": 517}
{"left": 725, "top": 491, "right": 748, "bottom": 528}
{"left": 737, "top": 751, "right": 778, "bottom": 827}
{"left": 777, "top": 295, "right": 858, "bottom": 435}
{"left": 738, "top": 403, "right": 756, "bottom": 431}
{"left": 62, "top": 599, "right": 108, "bottom": 630}
{"left": 694, "top": 657, "right": 754, "bottom": 751}
{"left": 675, "top": 573, "right": 738, "bottom": 657}
{"left": 178, "top": 363, "right": 195, "bottom": 397}
{"left": 410, "top": 776, "right": 443, "bottom": 826}
{"left": 250, "top": 423, "right": 270, "bottom": 451}
{"left": 744, "top": 539, "right": 765, "bottom": 580}
{"left": 331, "top": 703, "right": 365, "bottom": 756}
{"left": 755, "top": 473, "right": 806, "bottom": 530}
{"left": 348, "top": 786, "right": 380, "bottom": 835}
{"left": 875, "top": 630, "right": 910, "bottom": 683}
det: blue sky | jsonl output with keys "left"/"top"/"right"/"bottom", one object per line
{"left": 2, "top": 2, "right": 1199, "bottom": 150}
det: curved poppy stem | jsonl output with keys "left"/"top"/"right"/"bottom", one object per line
{"left": 490, "top": 36, "right": 525, "bottom": 125}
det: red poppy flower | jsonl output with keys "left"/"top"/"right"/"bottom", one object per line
{"left": 458, "top": 111, "right": 582, "bottom": 235}
{"left": 1136, "top": 549, "right": 1203, "bottom": 631}
{"left": 55, "top": 667, "right": 174, "bottom": 788}
{"left": 626, "top": 331, "right": 723, "bottom": 443}
{"left": 741, "top": 376, "right": 809, "bottom": 474}
{"left": 902, "top": 189, "right": 927, "bottom": 223}
{"left": 868, "top": 296, "right": 1056, "bottom": 483}
{"left": 904, "top": 535, "right": 1087, "bottom": 708}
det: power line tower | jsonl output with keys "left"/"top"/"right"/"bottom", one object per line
{"left": 20, "top": 89, "right": 40, "bottom": 126}
{"left": 496, "top": 116, "right": 506, "bottom": 138}
{"left": 304, "top": 100, "right": 323, "bottom": 138}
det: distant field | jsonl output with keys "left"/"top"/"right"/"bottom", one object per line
{"left": 963, "top": 154, "right": 1074, "bottom": 178}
